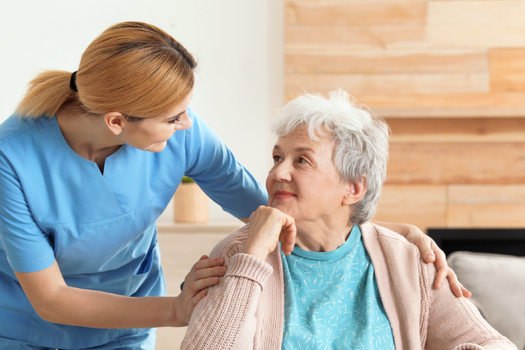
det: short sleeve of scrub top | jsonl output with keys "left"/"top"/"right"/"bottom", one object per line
{"left": 0, "top": 107, "right": 268, "bottom": 349}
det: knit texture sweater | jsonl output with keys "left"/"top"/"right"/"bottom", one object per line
{"left": 182, "top": 223, "right": 517, "bottom": 350}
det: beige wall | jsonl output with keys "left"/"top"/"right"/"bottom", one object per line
{"left": 285, "top": 0, "right": 525, "bottom": 230}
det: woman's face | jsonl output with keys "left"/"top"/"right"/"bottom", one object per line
{"left": 266, "top": 127, "right": 350, "bottom": 227}
{"left": 121, "top": 92, "right": 193, "bottom": 152}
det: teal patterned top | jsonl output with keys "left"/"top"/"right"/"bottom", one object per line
{"left": 281, "top": 226, "right": 395, "bottom": 349}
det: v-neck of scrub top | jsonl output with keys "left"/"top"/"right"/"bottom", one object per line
{"left": 48, "top": 116, "right": 183, "bottom": 218}
{"left": 52, "top": 117, "right": 129, "bottom": 211}
{"left": 52, "top": 116, "right": 127, "bottom": 176}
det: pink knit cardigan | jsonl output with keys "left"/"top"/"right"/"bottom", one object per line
{"left": 182, "top": 223, "right": 517, "bottom": 350}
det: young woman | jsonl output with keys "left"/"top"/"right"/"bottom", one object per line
{"left": 0, "top": 22, "right": 465, "bottom": 349}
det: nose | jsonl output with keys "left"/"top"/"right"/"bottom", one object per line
{"left": 272, "top": 160, "right": 293, "bottom": 183}
{"left": 176, "top": 113, "right": 192, "bottom": 131}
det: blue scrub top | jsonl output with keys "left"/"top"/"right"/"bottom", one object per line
{"left": 0, "top": 108, "right": 268, "bottom": 348}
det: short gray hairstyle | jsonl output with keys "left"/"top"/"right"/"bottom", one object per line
{"left": 272, "top": 89, "right": 389, "bottom": 225}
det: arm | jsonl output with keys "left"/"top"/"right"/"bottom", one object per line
{"left": 424, "top": 263, "right": 517, "bottom": 350}
{"left": 15, "top": 256, "right": 226, "bottom": 328}
{"left": 182, "top": 229, "right": 274, "bottom": 350}
{"left": 183, "top": 207, "right": 295, "bottom": 349}
{"left": 183, "top": 108, "right": 268, "bottom": 220}
{"left": 0, "top": 151, "right": 225, "bottom": 329}
{"left": 373, "top": 220, "right": 471, "bottom": 298}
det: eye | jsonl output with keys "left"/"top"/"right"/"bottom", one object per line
{"left": 168, "top": 116, "right": 181, "bottom": 124}
{"left": 298, "top": 157, "right": 308, "bottom": 164}
{"left": 273, "top": 154, "right": 282, "bottom": 162}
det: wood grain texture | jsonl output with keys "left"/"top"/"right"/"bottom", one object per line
{"left": 286, "top": 1, "right": 427, "bottom": 25}
{"left": 387, "top": 143, "right": 525, "bottom": 184}
{"left": 285, "top": 73, "right": 489, "bottom": 96}
{"left": 490, "top": 48, "right": 525, "bottom": 92}
{"left": 427, "top": 1, "right": 525, "bottom": 47}
{"left": 387, "top": 117, "right": 525, "bottom": 143}
{"left": 285, "top": 25, "right": 425, "bottom": 48}
{"left": 286, "top": 49, "right": 487, "bottom": 74}
{"left": 447, "top": 185, "right": 525, "bottom": 227}
{"left": 374, "top": 185, "right": 447, "bottom": 229}
{"left": 353, "top": 92, "right": 525, "bottom": 117}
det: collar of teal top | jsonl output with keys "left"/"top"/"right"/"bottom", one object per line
{"left": 290, "top": 226, "right": 361, "bottom": 261}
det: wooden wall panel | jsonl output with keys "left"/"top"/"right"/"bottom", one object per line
{"left": 427, "top": 1, "right": 525, "bottom": 47}
{"left": 285, "top": 26, "right": 425, "bottom": 48}
{"left": 358, "top": 93, "right": 525, "bottom": 117}
{"left": 387, "top": 118, "right": 525, "bottom": 143}
{"left": 286, "top": 50, "right": 487, "bottom": 74}
{"left": 374, "top": 185, "right": 447, "bottom": 229}
{"left": 286, "top": 2, "right": 427, "bottom": 25}
{"left": 286, "top": 73, "right": 488, "bottom": 97}
{"left": 490, "top": 48, "right": 525, "bottom": 92}
{"left": 285, "top": 1, "right": 525, "bottom": 229}
{"left": 448, "top": 185, "right": 525, "bottom": 227}
{"left": 387, "top": 143, "right": 525, "bottom": 184}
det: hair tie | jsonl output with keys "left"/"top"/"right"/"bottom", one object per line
{"left": 69, "top": 71, "right": 78, "bottom": 92}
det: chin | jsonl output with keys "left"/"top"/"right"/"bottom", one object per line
{"left": 145, "top": 142, "right": 167, "bottom": 153}
{"left": 271, "top": 202, "right": 295, "bottom": 217}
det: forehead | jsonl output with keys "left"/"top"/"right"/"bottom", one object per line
{"left": 275, "top": 127, "right": 335, "bottom": 154}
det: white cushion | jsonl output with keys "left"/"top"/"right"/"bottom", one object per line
{"left": 448, "top": 251, "right": 525, "bottom": 350}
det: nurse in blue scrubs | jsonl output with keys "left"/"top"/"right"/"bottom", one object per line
{"left": 0, "top": 22, "right": 268, "bottom": 349}
{"left": 0, "top": 21, "right": 468, "bottom": 350}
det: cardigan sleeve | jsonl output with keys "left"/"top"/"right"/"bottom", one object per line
{"left": 424, "top": 262, "right": 518, "bottom": 350}
{"left": 181, "top": 227, "right": 274, "bottom": 350}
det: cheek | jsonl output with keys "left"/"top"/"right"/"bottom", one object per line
{"left": 265, "top": 172, "right": 274, "bottom": 190}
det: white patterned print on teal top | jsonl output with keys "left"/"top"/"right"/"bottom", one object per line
{"left": 281, "top": 226, "right": 395, "bottom": 350}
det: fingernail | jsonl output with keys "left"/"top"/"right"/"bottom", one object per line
{"left": 426, "top": 254, "right": 434, "bottom": 260}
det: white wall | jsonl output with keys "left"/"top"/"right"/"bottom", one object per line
{"left": 0, "top": 0, "right": 283, "bottom": 222}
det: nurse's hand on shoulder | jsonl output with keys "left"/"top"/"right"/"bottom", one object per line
{"left": 174, "top": 255, "right": 227, "bottom": 326}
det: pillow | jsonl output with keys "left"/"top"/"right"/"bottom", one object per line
{"left": 448, "top": 251, "right": 525, "bottom": 350}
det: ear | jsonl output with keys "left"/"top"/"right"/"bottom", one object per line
{"left": 342, "top": 175, "right": 367, "bottom": 206}
{"left": 104, "top": 112, "right": 126, "bottom": 136}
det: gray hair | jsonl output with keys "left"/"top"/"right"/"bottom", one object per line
{"left": 272, "top": 89, "right": 390, "bottom": 225}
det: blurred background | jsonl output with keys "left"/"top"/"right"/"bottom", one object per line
{"left": 285, "top": 0, "right": 525, "bottom": 231}
{"left": 2, "top": 0, "right": 525, "bottom": 348}
{"left": 3, "top": 0, "right": 525, "bottom": 229}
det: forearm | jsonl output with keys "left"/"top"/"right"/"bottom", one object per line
{"left": 182, "top": 253, "right": 272, "bottom": 349}
{"left": 15, "top": 261, "right": 183, "bottom": 329}
{"left": 425, "top": 264, "right": 517, "bottom": 350}
{"left": 39, "top": 285, "right": 180, "bottom": 328}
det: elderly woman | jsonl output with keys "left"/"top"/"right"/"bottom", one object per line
{"left": 181, "top": 90, "right": 515, "bottom": 350}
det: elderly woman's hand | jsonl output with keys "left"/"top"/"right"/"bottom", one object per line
{"left": 373, "top": 221, "right": 472, "bottom": 298}
{"left": 242, "top": 206, "right": 297, "bottom": 261}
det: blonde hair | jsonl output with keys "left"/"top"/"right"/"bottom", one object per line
{"left": 16, "top": 21, "right": 196, "bottom": 118}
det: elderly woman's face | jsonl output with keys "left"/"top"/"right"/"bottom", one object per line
{"left": 266, "top": 127, "right": 350, "bottom": 226}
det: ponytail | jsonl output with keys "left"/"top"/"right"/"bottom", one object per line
{"left": 16, "top": 70, "right": 76, "bottom": 118}
{"left": 15, "top": 21, "right": 196, "bottom": 119}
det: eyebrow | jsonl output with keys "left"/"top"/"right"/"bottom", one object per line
{"left": 166, "top": 110, "right": 186, "bottom": 120}
{"left": 273, "top": 145, "right": 316, "bottom": 154}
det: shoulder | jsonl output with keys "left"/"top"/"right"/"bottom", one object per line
{"left": 361, "top": 222, "right": 426, "bottom": 273}
{"left": 0, "top": 115, "right": 52, "bottom": 149}
{"left": 0, "top": 115, "right": 33, "bottom": 147}
{"left": 361, "top": 222, "right": 420, "bottom": 252}
{"left": 208, "top": 224, "right": 251, "bottom": 260}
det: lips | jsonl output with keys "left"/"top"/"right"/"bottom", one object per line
{"left": 274, "top": 190, "right": 296, "bottom": 200}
